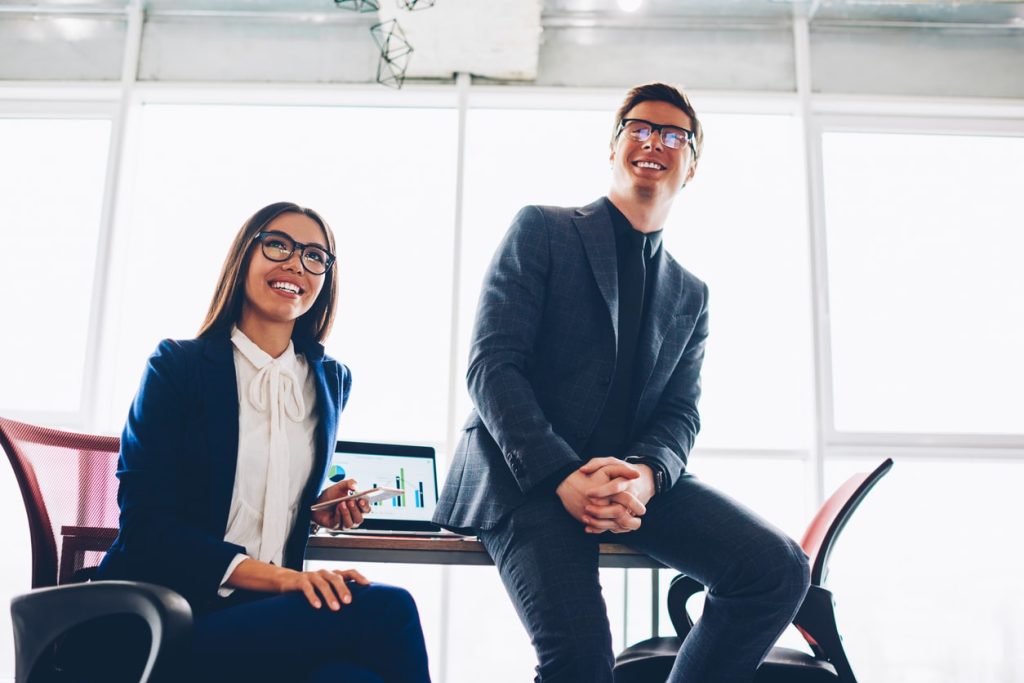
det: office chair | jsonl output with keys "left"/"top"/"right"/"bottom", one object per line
{"left": 1, "top": 416, "right": 191, "bottom": 683}
{"left": 614, "top": 458, "right": 894, "bottom": 683}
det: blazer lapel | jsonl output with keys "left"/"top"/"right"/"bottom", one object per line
{"left": 200, "top": 335, "right": 240, "bottom": 536}
{"left": 296, "top": 337, "right": 337, "bottom": 504}
{"left": 573, "top": 198, "right": 619, "bottom": 341}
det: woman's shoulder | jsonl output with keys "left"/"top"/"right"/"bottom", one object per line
{"left": 315, "top": 353, "right": 352, "bottom": 410}
{"left": 148, "top": 336, "right": 218, "bottom": 362}
{"left": 142, "top": 336, "right": 232, "bottom": 384}
{"left": 320, "top": 354, "right": 351, "bottom": 387}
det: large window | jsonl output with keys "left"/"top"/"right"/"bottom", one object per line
{"left": 104, "top": 104, "right": 458, "bottom": 448}
{"left": 823, "top": 129, "right": 1024, "bottom": 436}
{"left": 458, "top": 108, "right": 813, "bottom": 453}
{"left": 823, "top": 456, "right": 1024, "bottom": 680}
{"left": 820, "top": 126, "right": 1024, "bottom": 682}
{"left": 0, "top": 117, "right": 110, "bottom": 415}
{"left": 661, "top": 113, "right": 813, "bottom": 451}
{"left": 2, "top": 86, "right": 1021, "bottom": 683}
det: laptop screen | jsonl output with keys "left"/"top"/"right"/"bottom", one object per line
{"left": 325, "top": 440, "right": 440, "bottom": 531}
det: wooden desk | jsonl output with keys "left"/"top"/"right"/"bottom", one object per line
{"left": 306, "top": 532, "right": 665, "bottom": 569}
{"left": 306, "top": 532, "right": 666, "bottom": 635}
{"left": 64, "top": 526, "right": 664, "bottom": 570}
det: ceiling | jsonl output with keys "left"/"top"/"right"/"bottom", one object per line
{"left": 1, "top": 0, "right": 1022, "bottom": 83}
{"left": 10, "top": 0, "right": 1024, "bottom": 24}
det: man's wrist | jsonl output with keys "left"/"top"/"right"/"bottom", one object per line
{"left": 550, "top": 462, "right": 583, "bottom": 494}
{"left": 625, "top": 456, "right": 666, "bottom": 494}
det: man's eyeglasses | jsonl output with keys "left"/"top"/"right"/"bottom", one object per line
{"left": 253, "top": 231, "right": 336, "bottom": 275}
{"left": 616, "top": 118, "right": 696, "bottom": 154}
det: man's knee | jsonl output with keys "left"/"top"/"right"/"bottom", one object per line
{"left": 718, "top": 533, "right": 809, "bottom": 609}
{"left": 749, "top": 535, "right": 811, "bottom": 608}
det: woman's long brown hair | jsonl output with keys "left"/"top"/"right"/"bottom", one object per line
{"left": 197, "top": 202, "right": 338, "bottom": 343}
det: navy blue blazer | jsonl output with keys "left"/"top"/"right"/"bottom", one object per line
{"left": 96, "top": 333, "right": 351, "bottom": 610}
{"left": 434, "top": 198, "right": 709, "bottom": 532}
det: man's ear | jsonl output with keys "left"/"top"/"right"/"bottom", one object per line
{"left": 683, "top": 158, "right": 698, "bottom": 186}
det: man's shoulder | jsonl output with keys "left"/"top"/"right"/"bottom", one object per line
{"left": 667, "top": 256, "right": 706, "bottom": 285}
{"left": 515, "top": 198, "right": 606, "bottom": 224}
{"left": 661, "top": 251, "right": 708, "bottom": 298}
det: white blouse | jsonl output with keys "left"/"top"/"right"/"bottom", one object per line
{"left": 218, "top": 326, "right": 319, "bottom": 595}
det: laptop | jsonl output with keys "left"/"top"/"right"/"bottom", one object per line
{"left": 320, "top": 440, "right": 464, "bottom": 537}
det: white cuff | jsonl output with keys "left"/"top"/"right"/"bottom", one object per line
{"left": 217, "top": 553, "right": 250, "bottom": 598}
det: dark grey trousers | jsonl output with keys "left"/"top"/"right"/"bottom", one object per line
{"left": 479, "top": 472, "right": 810, "bottom": 683}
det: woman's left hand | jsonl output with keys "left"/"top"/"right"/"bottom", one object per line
{"left": 312, "top": 479, "right": 372, "bottom": 529}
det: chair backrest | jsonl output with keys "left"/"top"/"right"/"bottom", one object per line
{"left": 0, "top": 416, "right": 121, "bottom": 589}
{"left": 800, "top": 458, "right": 893, "bottom": 586}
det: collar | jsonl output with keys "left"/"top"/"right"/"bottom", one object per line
{"left": 604, "top": 197, "right": 663, "bottom": 258}
{"left": 230, "top": 326, "right": 299, "bottom": 370}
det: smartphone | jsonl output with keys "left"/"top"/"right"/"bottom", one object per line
{"left": 310, "top": 486, "right": 404, "bottom": 512}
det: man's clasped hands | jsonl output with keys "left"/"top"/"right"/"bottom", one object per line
{"left": 555, "top": 457, "right": 657, "bottom": 534}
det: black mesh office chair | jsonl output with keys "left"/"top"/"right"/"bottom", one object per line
{"left": 614, "top": 459, "right": 894, "bottom": 683}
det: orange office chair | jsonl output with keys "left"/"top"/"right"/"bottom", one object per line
{"left": 614, "top": 458, "right": 894, "bottom": 683}
{"left": 1, "top": 416, "right": 191, "bottom": 683}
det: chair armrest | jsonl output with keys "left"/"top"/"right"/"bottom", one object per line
{"left": 10, "top": 580, "right": 193, "bottom": 683}
{"left": 667, "top": 574, "right": 705, "bottom": 639}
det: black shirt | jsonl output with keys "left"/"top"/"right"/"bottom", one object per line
{"left": 544, "top": 198, "right": 665, "bottom": 491}
{"left": 581, "top": 198, "right": 663, "bottom": 460}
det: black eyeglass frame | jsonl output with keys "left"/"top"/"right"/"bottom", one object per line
{"left": 616, "top": 118, "right": 697, "bottom": 155}
{"left": 252, "top": 230, "right": 337, "bottom": 275}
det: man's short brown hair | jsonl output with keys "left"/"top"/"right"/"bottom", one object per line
{"left": 612, "top": 82, "right": 704, "bottom": 160}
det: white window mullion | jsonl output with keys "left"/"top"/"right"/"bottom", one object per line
{"left": 81, "top": 0, "right": 143, "bottom": 432}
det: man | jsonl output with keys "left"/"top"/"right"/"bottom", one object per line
{"left": 435, "top": 83, "right": 809, "bottom": 683}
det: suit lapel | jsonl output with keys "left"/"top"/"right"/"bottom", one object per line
{"left": 573, "top": 198, "right": 619, "bottom": 341}
{"left": 200, "top": 335, "right": 240, "bottom": 536}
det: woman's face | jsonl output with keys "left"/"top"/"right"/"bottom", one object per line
{"left": 241, "top": 212, "right": 329, "bottom": 328}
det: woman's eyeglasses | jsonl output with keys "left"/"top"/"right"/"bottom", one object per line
{"left": 253, "top": 231, "right": 336, "bottom": 275}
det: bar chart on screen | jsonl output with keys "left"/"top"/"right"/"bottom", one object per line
{"left": 370, "top": 467, "right": 426, "bottom": 509}
{"left": 332, "top": 451, "right": 437, "bottom": 522}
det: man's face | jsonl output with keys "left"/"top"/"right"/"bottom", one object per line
{"left": 609, "top": 100, "right": 697, "bottom": 201}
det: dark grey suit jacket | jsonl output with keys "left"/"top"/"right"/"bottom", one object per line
{"left": 434, "top": 198, "right": 709, "bottom": 533}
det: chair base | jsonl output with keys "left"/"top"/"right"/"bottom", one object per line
{"left": 614, "top": 637, "right": 838, "bottom": 683}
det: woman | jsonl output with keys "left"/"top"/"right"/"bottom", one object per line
{"left": 96, "top": 202, "right": 431, "bottom": 683}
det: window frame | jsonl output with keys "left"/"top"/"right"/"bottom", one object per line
{"left": 0, "top": 94, "right": 118, "bottom": 429}
{"left": 811, "top": 110, "right": 1024, "bottom": 450}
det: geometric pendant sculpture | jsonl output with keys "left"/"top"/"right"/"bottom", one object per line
{"left": 334, "top": 0, "right": 380, "bottom": 10}
{"left": 398, "top": 0, "right": 437, "bottom": 9}
{"left": 370, "top": 19, "right": 414, "bottom": 88}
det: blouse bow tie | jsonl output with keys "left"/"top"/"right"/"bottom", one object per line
{"left": 245, "top": 351, "right": 306, "bottom": 567}
{"left": 248, "top": 361, "right": 306, "bottom": 422}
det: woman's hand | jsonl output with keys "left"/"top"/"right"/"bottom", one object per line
{"left": 225, "top": 558, "right": 371, "bottom": 610}
{"left": 277, "top": 567, "right": 371, "bottom": 611}
{"left": 312, "top": 479, "right": 372, "bottom": 529}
